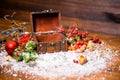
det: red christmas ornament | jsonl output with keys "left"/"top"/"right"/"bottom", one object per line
{"left": 5, "top": 40, "right": 18, "bottom": 55}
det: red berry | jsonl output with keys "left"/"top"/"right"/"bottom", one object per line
{"left": 67, "top": 29, "right": 73, "bottom": 33}
{"left": 58, "top": 27, "right": 65, "bottom": 33}
{"left": 84, "top": 31, "right": 89, "bottom": 36}
{"left": 88, "top": 37, "right": 93, "bottom": 40}
{"left": 30, "top": 38, "right": 34, "bottom": 41}
{"left": 82, "top": 34, "right": 87, "bottom": 38}
{"left": 77, "top": 32, "right": 82, "bottom": 36}
{"left": 73, "top": 30, "right": 78, "bottom": 34}
{"left": 92, "top": 37, "right": 100, "bottom": 43}
{"left": 19, "top": 33, "right": 31, "bottom": 44}
{"left": 67, "top": 33, "right": 73, "bottom": 38}
{"left": 15, "top": 52, "right": 19, "bottom": 57}
{"left": 95, "top": 37, "right": 99, "bottom": 42}
{"left": 98, "top": 40, "right": 102, "bottom": 44}
{"left": 72, "top": 23, "right": 77, "bottom": 28}
{"left": 23, "top": 34, "right": 29, "bottom": 37}
{"left": 74, "top": 44, "right": 79, "bottom": 49}
{"left": 78, "top": 41, "right": 84, "bottom": 45}
{"left": 92, "top": 39, "right": 97, "bottom": 43}
{"left": 73, "top": 59, "right": 78, "bottom": 63}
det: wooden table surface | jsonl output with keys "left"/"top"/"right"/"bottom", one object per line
{"left": 0, "top": 18, "right": 120, "bottom": 80}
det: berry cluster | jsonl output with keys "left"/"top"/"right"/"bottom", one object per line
{"left": 58, "top": 23, "right": 101, "bottom": 50}
{"left": 89, "top": 36, "right": 101, "bottom": 44}
{"left": 19, "top": 34, "right": 33, "bottom": 45}
{"left": 66, "top": 24, "right": 88, "bottom": 39}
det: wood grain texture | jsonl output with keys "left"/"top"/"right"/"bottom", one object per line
{"left": 0, "top": 0, "right": 120, "bottom": 36}
{"left": 0, "top": 1, "right": 119, "bottom": 45}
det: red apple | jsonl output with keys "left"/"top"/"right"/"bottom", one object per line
{"left": 5, "top": 40, "right": 18, "bottom": 55}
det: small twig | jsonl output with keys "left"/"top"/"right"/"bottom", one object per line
{"left": 12, "top": 20, "right": 21, "bottom": 27}
{"left": 11, "top": 12, "right": 16, "bottom": 18}
{"left": 4, "top": 15, "right": 10, "bottom": 21}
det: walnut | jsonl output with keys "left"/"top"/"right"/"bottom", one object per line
{"left": 5, "top": 55, "right": 12, "bottom": 61}
{"left": 78, "top": 55, "right": 88, "bottom": 65}
{"left": 89, "top": 47, "right": 94, "bottom": 52}
{"left": 79, "top": 45, "right": 87, "bottom": 52}
{"left": 87, "top": 41, "right": 93, "bottom": 48}
{"left": 87, "top": 41, "right": 94, "bottom": 52}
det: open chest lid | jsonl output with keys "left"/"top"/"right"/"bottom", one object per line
{"left": 30, "top": 10, "right": 61, "bottom": 33}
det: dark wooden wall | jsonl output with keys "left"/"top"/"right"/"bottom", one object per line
{"left": 0, "top": 0, "right": 120, "bottom": 36}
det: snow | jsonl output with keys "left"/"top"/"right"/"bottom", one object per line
{"left": 0, "top": 42, "right": 118, "bottom": 79}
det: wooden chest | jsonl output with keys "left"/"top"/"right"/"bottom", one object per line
{"left": 30, "top": 10, "right": 67, "bottom": 54}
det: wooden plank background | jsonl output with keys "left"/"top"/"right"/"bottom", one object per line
{"left": 0, "top": 0, "right": 120, "bottom": 36}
